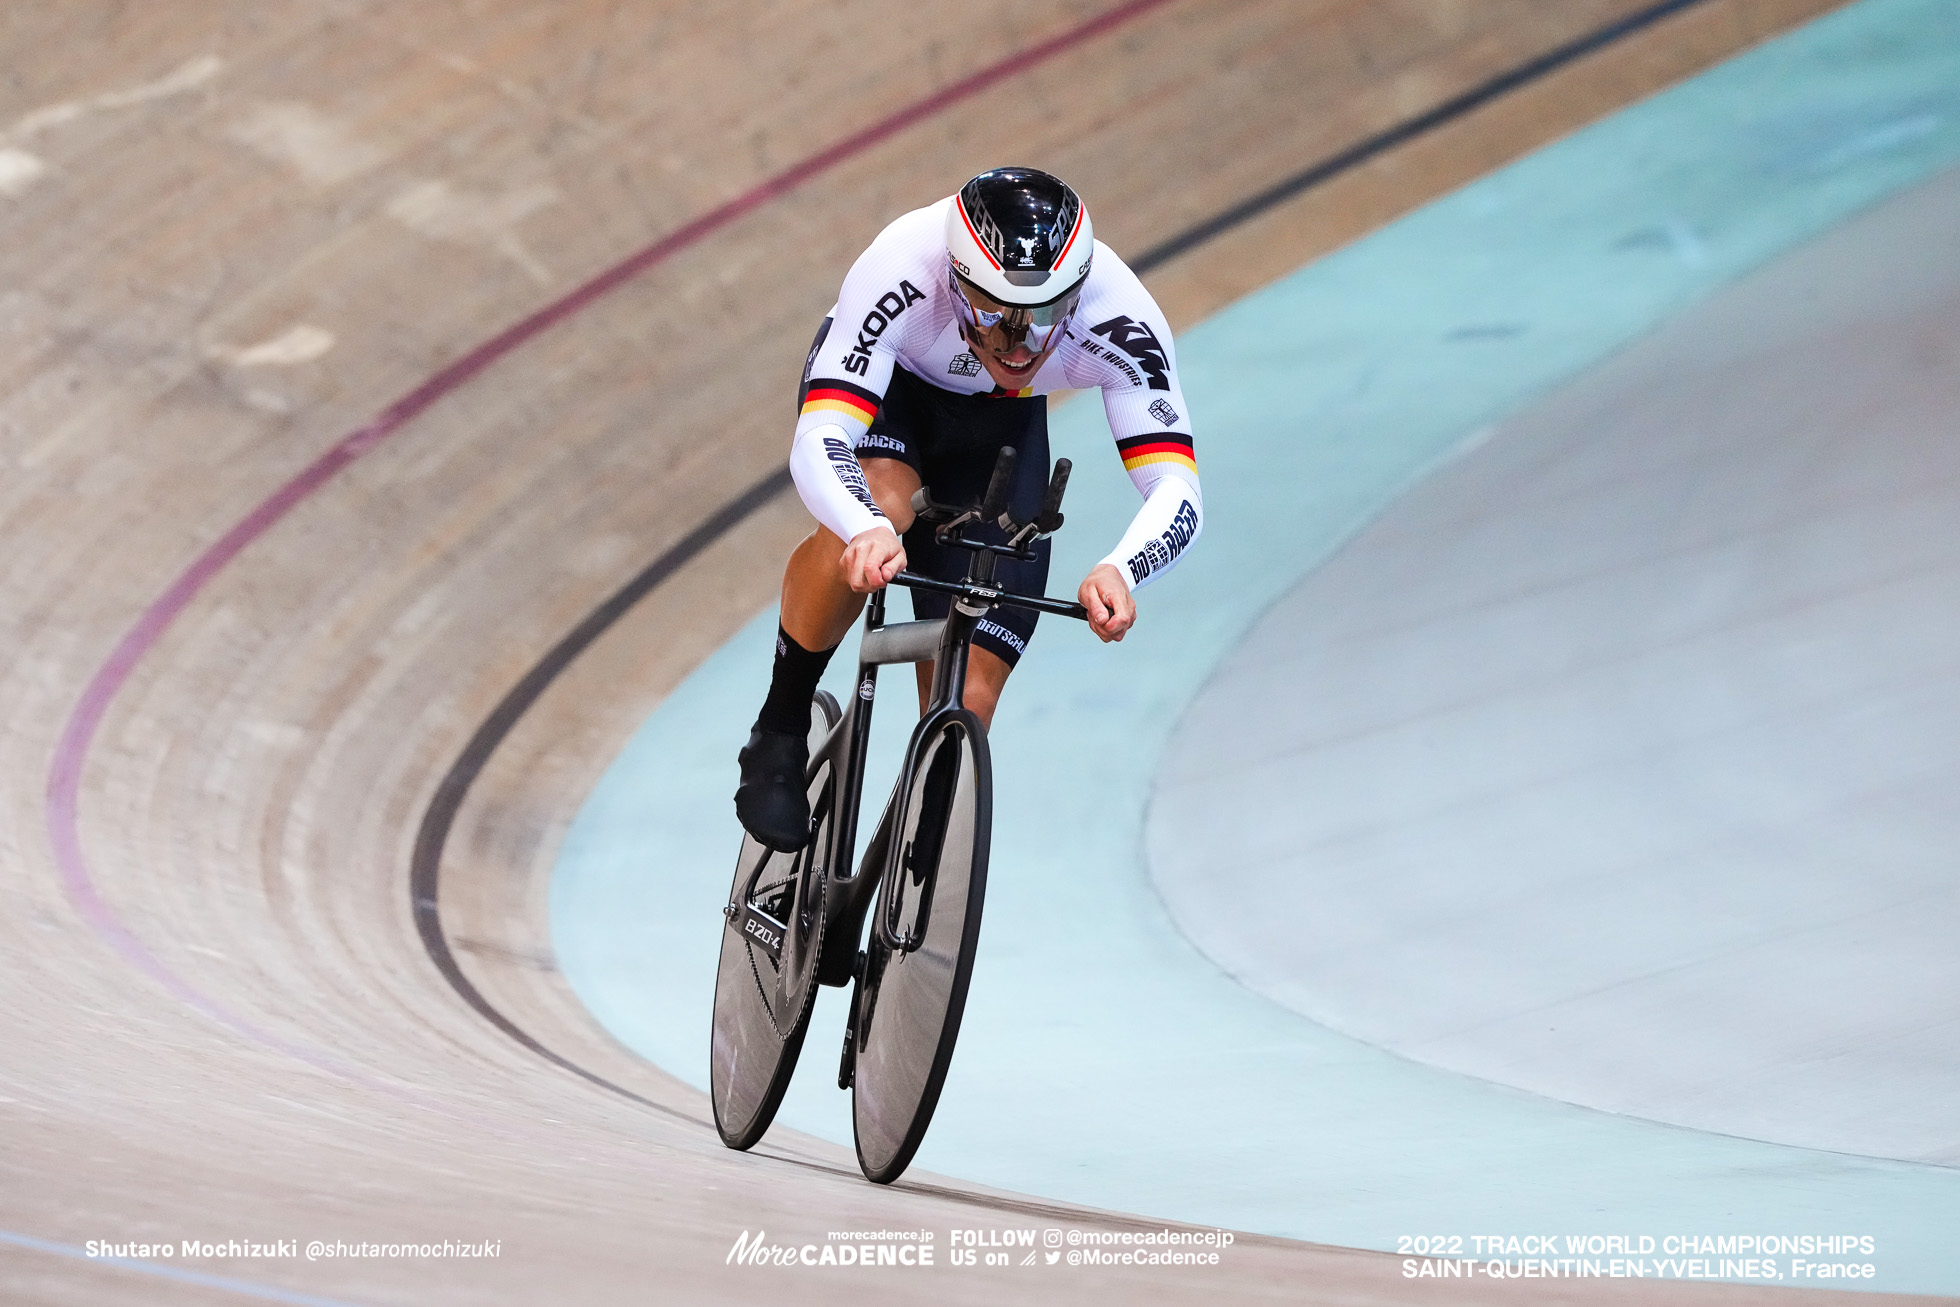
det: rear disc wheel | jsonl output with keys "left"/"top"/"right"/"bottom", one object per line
{"left": 710, "top": 693, "right": 839, "bottom": 1149}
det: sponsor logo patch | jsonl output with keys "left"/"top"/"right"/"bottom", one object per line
{"left": 1148, "top": 398, "right": 1180, "bottom": 426}
{"left": 822, "top": 435, "right": 886, "bottom": 518}
{"left": 961, "top": 194, "right": 1009, "bottom": 267}
{"left": 843, "top": 279, "right": 926, "bottom": 376}
{"left": 1125, "top": 498, "right": 1199, "bottom": 587}
{"left": 947, "top": 352, "right": 982, "bottom": 378}
{"left": 856, "top": 431, "right": 907, "bottom": 454}
{"left": 1089, "top": 315, "right": 1171, "bottom": 391}
{"left": 974, "top": 618, "right": 1028, "bottom": 656}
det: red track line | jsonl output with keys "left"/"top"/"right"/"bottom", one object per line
{"left": 44, "top": 2, "right": 1178, "bottom": 1052}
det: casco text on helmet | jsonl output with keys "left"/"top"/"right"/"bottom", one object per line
{"left": 946, "top": 167, "right": 1093, "bottom": 309}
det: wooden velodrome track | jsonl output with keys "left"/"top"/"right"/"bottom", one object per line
{"left": 0, "top": 2, "right": 1902, "bottom": 1304}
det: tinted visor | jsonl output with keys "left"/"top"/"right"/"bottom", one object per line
{"left": 950, "top": 269, "right": 1082, "bottom": 355}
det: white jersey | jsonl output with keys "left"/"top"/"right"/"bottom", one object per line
{"left": 788, "top": 197, "right": 1203, "bottom": 592}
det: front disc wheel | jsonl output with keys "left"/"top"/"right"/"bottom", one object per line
{"left": 850, "top": 708, "right": 990, "bottom": 1183}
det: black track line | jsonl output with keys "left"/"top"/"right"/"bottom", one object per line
{"left": 410, "top": 0, "right": 1716, "bottom": 1169}
{"left": 410, "top": 471, "right": 790, "bottom": 1128}
{"left": 1128, "top": 0, "right": 1712, "bottom": 271}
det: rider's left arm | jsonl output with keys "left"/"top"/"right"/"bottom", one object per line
{"left": 1074, "top": 264, "right": 1204, "bottom": 634}
{"left": 1078, "top": 471, "right": 1202, "bottom": 641}
{"left": 1096, "top": 470, "right": 1204, "bottom": 594}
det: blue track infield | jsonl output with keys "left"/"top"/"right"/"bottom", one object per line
{"left": 554, "top": 1, "right": 1960, "bottom": 1293}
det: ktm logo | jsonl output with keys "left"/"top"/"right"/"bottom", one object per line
{"left": 1089, "top": 315, "right": 1170, "bottom": 391}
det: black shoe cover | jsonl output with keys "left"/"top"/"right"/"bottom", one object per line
{"left": 735, "top": 728, "right": 810, "bottom": 852}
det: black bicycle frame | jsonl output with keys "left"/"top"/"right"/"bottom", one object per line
{"left": 802, "top": 581, "right": 970, "bottom": 974}
{"left": 776, "top": 448, "right": 1089, "bottom": 979}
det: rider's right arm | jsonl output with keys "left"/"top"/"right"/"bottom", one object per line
{"left": 788, "top": 202, "right": 943, "bottom": 543}
{"left": 790, "top": 422, "right": 889, "bottom": 544}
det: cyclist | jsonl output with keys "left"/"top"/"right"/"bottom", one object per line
{"left": 736, "top": 166, "right": 1204, "bottom": 851}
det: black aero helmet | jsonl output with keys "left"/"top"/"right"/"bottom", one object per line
{"left": 945, "top": 167, "right": 1094, "bottom": 353}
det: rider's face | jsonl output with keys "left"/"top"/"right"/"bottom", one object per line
{"left": 965, "top": 327, "right": 1051, "bottom": 391}
{"left": 950, "top": 266, "right": 1079, "bottom": 393}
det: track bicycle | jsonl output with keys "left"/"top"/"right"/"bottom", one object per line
{"left": 710, "top": 447, "right": 1085, "bottom": 1183}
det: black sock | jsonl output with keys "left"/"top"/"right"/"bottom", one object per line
{"left": 754, "top": 625, "right": 838, "bottom": 736}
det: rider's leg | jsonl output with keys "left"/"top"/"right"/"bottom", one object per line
{"left": 737, "top": 458, "right": 921, "bottom": 851}
{"left": 913, "top": 646, "right": 1011, "bottom": 730}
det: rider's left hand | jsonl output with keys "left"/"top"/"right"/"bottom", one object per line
{"left": 1079, "top": 564, "right": 1135, "bottom": 643}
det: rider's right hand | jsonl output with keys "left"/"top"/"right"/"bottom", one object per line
{"left": 841, "top": 525, "right": 906, "bottom": 593}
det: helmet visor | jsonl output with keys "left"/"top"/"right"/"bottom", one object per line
{"left": 950, "top": 270, "right": 1082, "bottom": 355}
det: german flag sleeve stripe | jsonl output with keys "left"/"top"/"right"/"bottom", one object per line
{"left": 800, "top": 378, "right": 882, "bottom": 428}
{"left": 1115, "top": 432, "right": 1197, "bottom": 474}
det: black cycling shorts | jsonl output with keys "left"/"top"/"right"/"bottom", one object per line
{"left": 799, "top": 319, "right": 1050, "bottom": 669}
